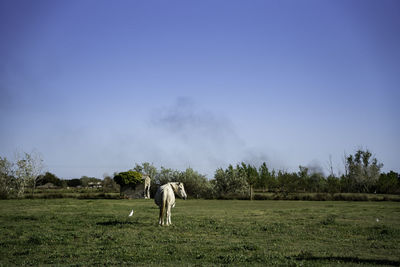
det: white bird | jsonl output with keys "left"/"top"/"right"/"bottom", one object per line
{"left": 128, "top": 209, "right": 134, "bottom": 217}
{"left": 376, "top": 218, "right": 379, "bottom": 222}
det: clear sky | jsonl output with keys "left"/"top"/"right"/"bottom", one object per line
{"left": 1, "top": 0, "right": 399, "bottom": 179}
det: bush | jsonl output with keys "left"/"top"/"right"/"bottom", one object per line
{"left": 333, "top": 193, "right": 368, "bottom": 201}
{"left": 113, "top": 171, "right": 142, "bottom": 188}
{"left": 103, "top": 176, "right": 120, "bottom": 193}
{"left": 175, "top": 168, "right": 213, "bottom": 199}
{"left": 254, "top": 194, "right": 273, "bottom": 200}
{"left": 314, "top": 193, "right": 328, "bottom": 201}
{"left": 67, "top": 179, "right": 82, "bottom": 187}
{"left": 37, "top": 172, "right": 62, "bottom": 187}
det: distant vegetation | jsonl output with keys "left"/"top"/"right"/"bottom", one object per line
{"left": 1, "top": 149, "right": 399, "bottom": 199}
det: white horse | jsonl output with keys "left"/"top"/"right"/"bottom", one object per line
{"left": 143, "top": 175, "right": 151, "bottom": 199}
{"left": 154, "top": 182, "right": 187, "bottom": 226}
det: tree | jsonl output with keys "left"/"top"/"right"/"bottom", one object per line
{"left": 346, "top": 149, "right": 383, "bottom": 193}
{"left": 133, "top": 163, "right": 143, "bottom": 173}
{"left": 0, "top": 157, "right": 14, "bottom": 199}
{"left": 257, "top": 162, "right": 273, "bottom": 192}
{"left": 276, "top": 170, "right": 300, "bottom": 195}
{"left": 230, "top": 164, "right": 248, "bottom": 197}
{"left": 169, "top": 167, "right": 209, "bottom": 198}
{"left": 113, "top": 171, "right": 142, "bottom": 188}
{"left": 326, "top": 154, "right": 335, "bottom": 177}
{"left": 214, "top": 168, "right": 229, "bottom": 196}
{"left": 133, "top": 162, "right": 157, "bottom": 178}
{"left": 37, "top": 172, "right": 62, "bottom": 187}
{"left": 14, "top": 151, "right": 44, "bottom": 196}
{"left": 241, "top": 163, "right": 258, "bottom": 200}
{"left": 156, "top": 167, "right": 177, "bottom": 185}
{"left": 67, "top": 179, "right": 82, "bottom": 187}
{"left": 268, "top": 169, "right": 277, "bottom": 192}
{"left": 0, "top": 151, "right": 44, "bottom": 197}
{"left": 102, "top": 176, "right": 120, "bottom": 193}
{"left": 133, "top": 162, "right": 158, "bottom": 196}
{"left": 377, "top": 171, "right": 400, "bottom": 194}
{"left": 298, "top": 166, "right": 309, "bottom": 192}
{"left": 141, "top": 162, "right": 157, "bottom": 178}
{"left": 213, "top": 165, "right": 248, "bottom": 198}
{"left": 326, "top": 175, "right": 340, "bottom": 195}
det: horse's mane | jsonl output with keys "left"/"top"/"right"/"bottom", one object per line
{"left": 168, "top": 182, "right": 181, "bottom": 192}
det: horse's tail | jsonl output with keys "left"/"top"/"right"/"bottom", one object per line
{"left": 160, "top": 195, "right": 166, "bottom": 224}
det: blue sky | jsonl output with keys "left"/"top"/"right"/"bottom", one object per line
{"left": 1, "top": 0, "right": 399, "bottom": 178}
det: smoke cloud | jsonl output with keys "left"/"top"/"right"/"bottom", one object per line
{"left": 136, "top": 97, "right": 283, "bottom": 177}
{"left": 17, "top": 97, "right": 284, "bottom": 179}
{"left": 146, "top": 97, "right": 245, "bottom": 176}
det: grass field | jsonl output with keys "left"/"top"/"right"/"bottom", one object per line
{"left": 1, "top": 199, "right": 399, "bottom": 266}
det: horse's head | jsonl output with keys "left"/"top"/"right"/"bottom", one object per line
{"left": 176, "top": 182, "right": 187, "bottom": 200}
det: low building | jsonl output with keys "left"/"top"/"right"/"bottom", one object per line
{"left": 88, "top": 182, "right": 102, "bottom": 188}
{"left": 120, "top": 175, "right": 150, "bottom": 199}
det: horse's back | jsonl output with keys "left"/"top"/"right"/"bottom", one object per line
{"left": 144, "top": 175, "right": 151, "bottom": 185}
{"left": 154, "top": 183, "right": 174, "bottom": 207}
{"left": 154, "top": 183, "right": 168, "bottom": 207}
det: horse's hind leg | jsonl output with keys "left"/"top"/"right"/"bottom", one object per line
{"left": 158, "top": 207, "right": 163, "bottom": 225}
{"left": 159, "top": 204, "right": 166, "bottom": 226}
{"left": 166, "top": 205, "right": 172, "bottom": 226}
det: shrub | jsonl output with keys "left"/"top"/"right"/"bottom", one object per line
{"left": 67, "top": 179, "right": 82, "bottom": 187}
{"left": 333, "top": 193, "right": 368, "bottom": 201}
{"left": 314, "top": 193, "right": 328, "bottom": 201}
{"left": 102, "top": 176, "right": 120, "bottom": 193}
{"left": 113, "top": 171, "right": 142, "bottom": 188}
{"left": 254, "top": 194, "right": 273, "bottom": 200}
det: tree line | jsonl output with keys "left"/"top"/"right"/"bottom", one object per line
{"left": 111, "top": 149, "right": 400, "bottom": 199}
{"left": 1, "top": 149, "right": 399, "bottom": 199}
{"left": 212, "top": 149, "right": 399, "bottom": 198}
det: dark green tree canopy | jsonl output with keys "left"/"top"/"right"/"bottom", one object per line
{"left": 67, "top": 179, "right": 82, "bottom": 187}
{"left": 38, "top": 172, "right": 62, "bottom": 186}
{"left": 113, "top": 171, "right": 142, "bottom": 187}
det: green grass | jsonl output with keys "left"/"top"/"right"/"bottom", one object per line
{"left": 1, "top": 199, "right": 399, "bottom": 266}
{"left": 253, "top": 192, "right": 400, "bottom": 201}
